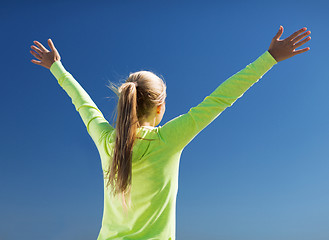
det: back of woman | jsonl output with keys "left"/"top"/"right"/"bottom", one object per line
{"left": 98, "top": 126, "right": 182, "bottom": 239}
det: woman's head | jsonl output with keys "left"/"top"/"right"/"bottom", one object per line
{"left": 106, "top": 70, "right": 166, "bottom": 213}
{"left": 125, "top": 70, "right": 166, "bottom": 126}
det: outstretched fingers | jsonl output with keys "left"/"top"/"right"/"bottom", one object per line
{"left": 34, "top": 40, "right": 48, "bottom": 52}
{"left": 30, "top": 49, "right": 42, "bottom": 60}
{"left": 292, "top": 30, "right": 311, "bottom": 44}
{"left": 31, "top": 59, "right": 42, "bottom": 65}
{"left": 286, "top": 27, "right": 307, "bottom": 41}
{"left": 31, "top": 45, "right": 43, "bottom": 55}
{"left": 293, "top": 47, "right": 310, "bottom": 56}
{"left": 294, "top": 36, "right": 311, "bottom": 49}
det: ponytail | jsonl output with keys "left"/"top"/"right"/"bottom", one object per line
{"left": 105, "top": 82, "right": 139, "bottom": 214}
{"left": 105, "top": 70, "right": 167, "bottom": 215}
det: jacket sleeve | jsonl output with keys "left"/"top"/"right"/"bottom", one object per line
{"left": 50, "top": 61, "right": 114, "bottom": 149}
{"left": 158, "top": 50, "right": 277, "bottom": 151}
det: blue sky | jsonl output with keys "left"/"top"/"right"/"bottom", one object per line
{"left": 1, "top": 0, "right": 329, "bottom": 239}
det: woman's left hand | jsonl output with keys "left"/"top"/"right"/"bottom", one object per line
{"left": 30, "top": 39, "right": 61, "bottom": 69}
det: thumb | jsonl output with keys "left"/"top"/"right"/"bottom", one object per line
{"left": 48, "top": 38, "right": 56, "bottom": 51}
{"left": 273, "top": 26, "right": 284, "bottom": 40}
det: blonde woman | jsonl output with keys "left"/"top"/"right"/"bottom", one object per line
{"left": 30, "top": 26, "right": 310, "bottom": 240}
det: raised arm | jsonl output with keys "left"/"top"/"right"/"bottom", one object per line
{"left": 159, "top": 26, "right": 311, "bottom": 151}
{"left": 30, "top": 39, "right": 114, "bottom": 148}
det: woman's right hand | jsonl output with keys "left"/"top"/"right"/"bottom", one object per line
{"left": 268, "top": 26, "right": 311, "bottom": 62}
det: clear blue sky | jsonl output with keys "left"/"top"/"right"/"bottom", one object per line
{"left": 1, "top": 0, "right": 329, "bottom": 239}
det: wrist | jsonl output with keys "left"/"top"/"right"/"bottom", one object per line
{"left": 49, "top": 60, "right": 58, "bottom": 69}
{"left": 50, "top": 60, "right": 66, "bottom": 80}
{"left": 268, "top": 49, "right": 279, "bottom": 62}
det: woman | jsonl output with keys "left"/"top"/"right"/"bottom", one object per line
{"left": 30, "top": 26, "right": 310, "bottom": 240}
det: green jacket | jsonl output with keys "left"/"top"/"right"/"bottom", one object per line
{"left": 50, "top": 50, "right": 277, "bottom": 240}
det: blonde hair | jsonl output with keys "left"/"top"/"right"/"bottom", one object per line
{"left": 105, "top": 70, "right": 166, "bottom": 214}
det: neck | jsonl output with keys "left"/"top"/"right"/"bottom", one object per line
{"left": 140, "top": 122, "right": 155, "bottom": 127}
{"left": 139, "top": 116, "right": 156, "bottom": 127}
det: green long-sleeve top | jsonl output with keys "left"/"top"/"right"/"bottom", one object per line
{"left": 50, "top": 50, "right": 277, "bottom": 240}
